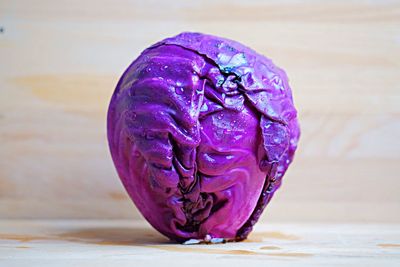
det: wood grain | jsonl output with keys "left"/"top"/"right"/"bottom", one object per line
{"left": 0, "top": 220, "right": 399, "bottom": 266}
{"left": 0, "top": 0, "right": 399, "bottom": 222}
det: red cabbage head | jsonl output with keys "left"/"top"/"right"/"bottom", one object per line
{"left": 107, "top": 32, "right": 300, "bottom": 243}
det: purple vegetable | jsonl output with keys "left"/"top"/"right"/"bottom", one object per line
{"left": 107, "top": 32, "right": 300, "bottom": 243}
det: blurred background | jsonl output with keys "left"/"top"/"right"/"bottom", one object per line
{"left": 0, "top": 0, "right": 399, "bottom": 224}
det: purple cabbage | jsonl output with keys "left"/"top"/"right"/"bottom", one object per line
{"left": 107, "top": 32, "right": 300, "bottom": 243}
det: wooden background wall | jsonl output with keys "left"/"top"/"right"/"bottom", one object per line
{"left": 1, "top": 0, "right": 399, "bottom": 223}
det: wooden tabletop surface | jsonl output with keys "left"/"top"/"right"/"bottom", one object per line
{"left": 0, "top": 220, "right": 399, "bottom": 267}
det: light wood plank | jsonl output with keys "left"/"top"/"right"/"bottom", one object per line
{"left": 0, "top": 220, "right": 399, "bottom": 267}
{"left": 0, "top": 0, "right": 399, "bottom": 221}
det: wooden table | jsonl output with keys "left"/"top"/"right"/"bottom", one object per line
{"left": 0, "top": 220, "right": 399, "bottom": 266}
